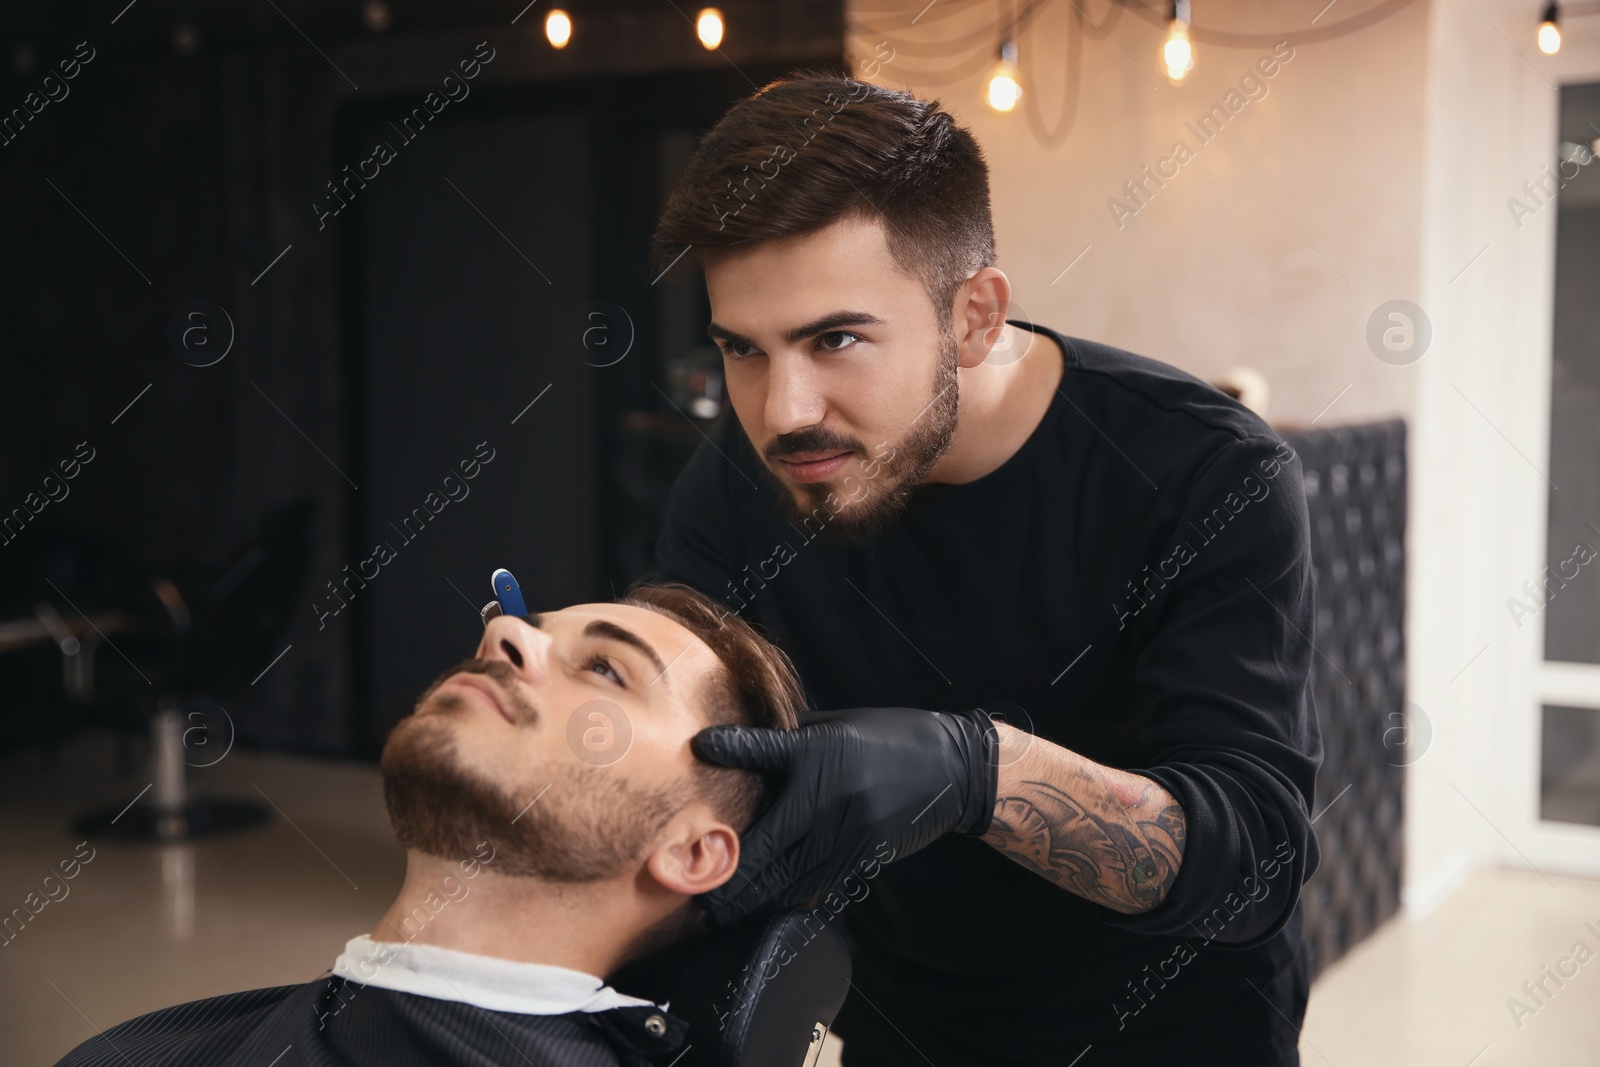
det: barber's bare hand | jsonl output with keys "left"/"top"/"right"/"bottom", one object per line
{"left": 689, "top": 705, "right": 999, "bottom": 928}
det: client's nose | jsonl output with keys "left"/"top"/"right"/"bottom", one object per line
{"left": 479, "top": 615, "right": 550, "bottom": 684}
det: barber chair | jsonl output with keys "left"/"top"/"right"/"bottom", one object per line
{"left": 12, "top": 501, "right": 316, "bottom": 841}
{"left": 0, "top": 528, "right": 159, "bottom": 760}
{"left": 612, "top": 905, "right": 852, "bottom": 1067}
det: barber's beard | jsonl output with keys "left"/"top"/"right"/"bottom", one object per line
{"left": 759, "top": 321, "right": 960, "bottom": 548}
{"left": 380, "top": 663, "right": 688, "bottom": 882}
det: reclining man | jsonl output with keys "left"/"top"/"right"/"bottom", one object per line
{"left": 53, "top": 581, "right": 804, "bottom": 1067}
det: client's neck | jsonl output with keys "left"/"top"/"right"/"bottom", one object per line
{"left": 370, "top": 851, "right": 655, "bottom": 978}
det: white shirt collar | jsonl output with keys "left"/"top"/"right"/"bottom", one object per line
{"left": 332, "top": 934, "right": 661, "bottom": 1016}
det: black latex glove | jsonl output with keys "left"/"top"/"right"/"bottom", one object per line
{"left": 689, "top": 705, "right": 1001, "bottom": 928}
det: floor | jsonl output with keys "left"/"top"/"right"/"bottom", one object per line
{"left": 0, "top": 736, "right": 403, "bottom": 1067}
{"left": 3, "top": 737, "right": 1598, "bottom": 1067}
{"left": 1297, "top": 866, "right": 1600, "bottom": 1066}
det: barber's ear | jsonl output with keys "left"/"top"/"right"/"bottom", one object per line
{"left": 952, "top": 266, "right": 1014, "bottom": 371}
{"left": 646, "top": 821, "right": 740, "bottom": 897}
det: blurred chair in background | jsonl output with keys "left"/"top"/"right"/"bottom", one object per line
{"left": 0, "top": 500, "right": 315, "bottom": 841}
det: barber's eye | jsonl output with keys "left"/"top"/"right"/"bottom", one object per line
{"left": 719, "top": 340, "right": 756, "bottom": 360}
{"left": 818, "top": 331, "right": 860, "bottom": 352}
{"left": 582, "top": 654, "right": 623, "bottom": 686}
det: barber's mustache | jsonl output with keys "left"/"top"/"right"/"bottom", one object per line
{"left": 415, "top": 657, "right": 539, "bottom": 724}
{"left": 764, "top": 427, "right": 865, "bottom": 461}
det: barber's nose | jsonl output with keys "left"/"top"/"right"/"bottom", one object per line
{"left": 763, "top": 352, "right": 826, "bottom": 437}
{"left": 479, "top": 615, "right": 550, "bottom": 683}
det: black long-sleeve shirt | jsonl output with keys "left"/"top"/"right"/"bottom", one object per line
{"left": 654, "top": 322, "right": 1323, "bottom": 1065}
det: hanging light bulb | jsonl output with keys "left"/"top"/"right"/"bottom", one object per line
{"left": 1537, "top": 1, "right": 1562, "bottom": 54}
{"left": 361, "top": 1, "right": 391, "bottom": 33}
{"left": 1163, "top": 0, "right": 1195, "bottom": 84}
{"left": 545, "top": 9, "right": 572, "bottom": 49}
{"left": 696, "top": 8, "right": 724, "bottom": 49}
{"left": 986, "top": 38, "right": 1022, "bottom": 113}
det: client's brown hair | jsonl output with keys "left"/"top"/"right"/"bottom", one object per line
{"left": 619, "top": 581, "right": 805, "bottom": 833}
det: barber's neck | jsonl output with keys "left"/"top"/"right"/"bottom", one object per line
{"left": 927, "top": 322, "right": 1064, "bottom": 485}
{"left": 371, "top": 850, "right": 674, "bottom": 979}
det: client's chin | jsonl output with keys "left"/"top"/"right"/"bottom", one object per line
{"left": 378, "top": 712, "right": 682, "bottom": 883}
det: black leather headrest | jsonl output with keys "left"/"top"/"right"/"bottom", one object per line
{"left": 611, "top": 907, "right": 851, "bottom": 1067}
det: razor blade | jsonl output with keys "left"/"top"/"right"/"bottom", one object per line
{"left": 479, "top": 567, "right": 528, "bottom": 624}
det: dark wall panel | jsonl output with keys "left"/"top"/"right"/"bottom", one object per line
{"left": 349, "top": 109, "right": 600, "bottom": 748}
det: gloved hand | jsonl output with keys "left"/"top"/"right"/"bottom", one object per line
{"left": 689, "top": 704, "right": 1001, "bottom": 928}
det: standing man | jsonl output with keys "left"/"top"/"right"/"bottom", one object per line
{"left": 649, "top": 73, "right": 1321, "bottom": 1066}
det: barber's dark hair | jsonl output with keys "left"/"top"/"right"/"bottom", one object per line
{"left": 651, "top": 69, "right": 997, "bottom": 322}
{"left": 619, "top": 581, "right": 805, "bottom": 834}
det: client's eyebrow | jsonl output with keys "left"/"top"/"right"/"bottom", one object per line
{"left": 522, "top": 613, "right": 668, "bottom": 682}
{"left": 584, "top": 620, "right": 668, "bottom": 680}
{"left": 706, "top": 310, "right": 886, "bottom": 349}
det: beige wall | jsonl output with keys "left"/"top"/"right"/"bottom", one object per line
{"left": 848, "top": 0, "right": 1431, "bottom": 427}
{"left": 1406, "top": 0, "right": 1555, "bottom": 915}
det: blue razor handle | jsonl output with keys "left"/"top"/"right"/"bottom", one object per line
{"left": 491, "top": 568, "right": 528, "bottom": 618}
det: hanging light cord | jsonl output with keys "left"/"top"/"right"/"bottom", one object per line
{"left": 1119, "top": 0, "right": 1423, "bottom": 47}
{"left": 847, "top": 0, "right": 1429, "bottom": 149}
{"left": 1022, "top": 0, "right": 1105, "bottom": 148}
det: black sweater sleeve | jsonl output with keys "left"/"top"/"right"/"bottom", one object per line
{"left": 1095, "top": 434, "right": 1323, "bottom": 947}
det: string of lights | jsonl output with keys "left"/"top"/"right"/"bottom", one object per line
{"left": 534, "top": 6, "right": 728, "bottom": 51}
{"left": 498, "top": 0, "right": 1594, "bottom": 67}
{"left": 518, "top": 1, "right": 1592, "bottom": 142}
{"left": 845, "top": 0, "right": 1599, "bottom": 150}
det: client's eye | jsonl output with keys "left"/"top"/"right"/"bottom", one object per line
{"left": 581, "top": 653, "right": 623, "bottom": 686}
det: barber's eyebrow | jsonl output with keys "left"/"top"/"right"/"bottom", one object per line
{"left": 706, "top": 310, "right": 886, "bottom": 349}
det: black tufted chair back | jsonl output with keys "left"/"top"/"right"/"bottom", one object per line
{"left": 1281, "top": 419, "right": 1407, "bottom": 979}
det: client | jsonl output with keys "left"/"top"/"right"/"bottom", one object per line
{"left": 53, "top": 581, "right": 805, "bottom": 1067}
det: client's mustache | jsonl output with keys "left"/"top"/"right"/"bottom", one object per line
{"left": 415, "top": 657, "right": 538, "bottom": 724}
{"left": 764, "top": 427, "right": 864, "bottom": 461}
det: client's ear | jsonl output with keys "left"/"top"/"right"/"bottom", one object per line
{"left": 645, "top": 818, "right": 740, "bottom": 897}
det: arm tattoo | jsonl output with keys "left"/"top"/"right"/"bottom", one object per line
{"left": 981, "top": 758, "right": 1188, "bottom": 914}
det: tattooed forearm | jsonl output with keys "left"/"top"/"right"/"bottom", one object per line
{"left": 980, "top": 725, "right": 1188, "bottom": 913}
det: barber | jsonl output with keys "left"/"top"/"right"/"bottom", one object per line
{"left": 649, "top": 76, "right": 1321, "bottom": 1067}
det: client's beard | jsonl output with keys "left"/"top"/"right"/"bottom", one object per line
{"left": 757, "top": 319, "right": 960, "bottom": 548}
{"left": 380, "top": 659, "right": 688, "bottom": 882}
